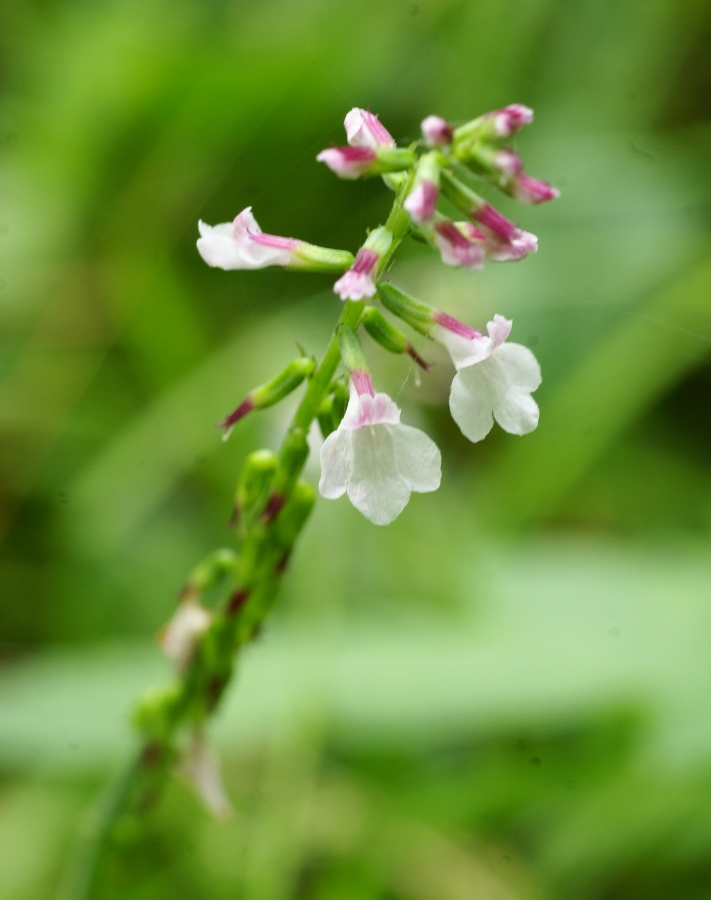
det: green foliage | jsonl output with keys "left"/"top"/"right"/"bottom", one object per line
{"left": 1, "top": 0, "right": 711, "bottom": 897}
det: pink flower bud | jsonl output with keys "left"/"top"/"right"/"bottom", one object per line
{"left": 510, "top": 173, "right": 560, "bottom": 204}
{"left": 433, "top": 220, "right": 484, "bottom": 271}
{"left": 404, "top": 180, "right": 439, "bottom": 224}
{"left": 344, "top": 108, "right": 396, "bottom": 148}
{"left": 421, "top": 115, "right": 454, "bottom": 147}
{"left": 316, "top": 146, "right": 377, "bottom": 179}
{"left": 488, "top": 104, "right": 534, "bottom": 138}
{"left": 333, "top": 248, "right": 380, "bottom": 300}
{"left": 493, "top": 149, "right": 523, "bottom": 178}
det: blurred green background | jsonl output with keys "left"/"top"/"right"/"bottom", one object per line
{"left": 2, "top": 0, "right": 711, "bottom": 897}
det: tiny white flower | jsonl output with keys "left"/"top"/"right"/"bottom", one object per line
{"left": 432, "top": 314, "right": 541, "bottom": 442}
{"left": 179, "top": 734, "right": 233, "bottom": 820}
{"left": 159, "top": 600, "right": 211, "bottom": 671}
{"left": 319, "top": 387, "right": 441, "bottom": 525}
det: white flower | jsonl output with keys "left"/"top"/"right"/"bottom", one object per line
{"left": 319, "top": 389, "right": 441, "bottom": 525}
{"left": 432, "top": 314, "right": 541, "bottom": 442}
{"left": 197, "top": 207, "right": 300, "bottom": 270}
{"left": 159, "top": 600, "right": 211, "bottom": 671}
{"left": 179, "top": 734, "right": 233, "bottom": 820}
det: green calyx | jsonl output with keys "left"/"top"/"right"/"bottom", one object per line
{"left": 289, "top": 244, "right": 355, "bottom": 272}
{"left": 337, "top": 324, "right": 370, "bottom": 375}
{"left": 251, "top": 356, "right": 316, "bottom": 410}
{"left": 377, "top": 283, "right": 435, "bottom": 337}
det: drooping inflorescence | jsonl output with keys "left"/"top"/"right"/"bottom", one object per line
{"left": 197, "top": 104, "right": 557, "bottom": 530}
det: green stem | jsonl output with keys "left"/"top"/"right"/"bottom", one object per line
{"left": 65, "top": 174, "right": 413, "bottom": 900}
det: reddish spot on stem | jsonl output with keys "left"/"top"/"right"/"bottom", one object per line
{"left": 227, "top": 587, "right": 249, "bottom": 616}
{"left": 262, "top": 492, "right": 285, "bottom": 523}
{"left": 276, "top": 551, "right": 291, "bottom": 575}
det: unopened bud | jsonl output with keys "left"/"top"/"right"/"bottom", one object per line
{"left": 421, "top": 115, "right": 454, "bottom": 147}
{"left": 317, "top": 146, "right": 416, "bottom": 180}
{"left": 453, "top": 104, "right": 534, "bottom": 151}
{"left": 377, "top": 283, "right": 435, "bottom": 336}
{"left": 362, "top": 306, "right": 432, "bottom": 370}
{"left": 183, "top": 549, "right": 238, "bottom": 600}
{"left": 404, "top": 152, "right": 441, "bottom": 225}
{"left": 236, "top": 449, "right": 278, "bottom": 522}
{"left": 506, "top": 173, "right": 560, "bottom": 204}
{"left": 133, "top": 683, "right": 182, "bottom": 738}
{"left": 219, "top": 357, "right": 315, "bottom": 438}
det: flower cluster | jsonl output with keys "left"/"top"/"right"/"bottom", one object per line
{"left": 198, "top": 106, "right": 556, "bottom": 531}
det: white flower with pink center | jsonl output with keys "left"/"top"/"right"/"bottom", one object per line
{"left": 319, "top": 382, "right": 441, "bottom": 525}
{"left": 431, "top": 314, "right": 541, "bottom": 442}
{"left": 197, "top": 207, "right": 301, "bottom": 270}
{"left": 344, "top": 108, "right": 396, "bottom": 148}
{"left": 333, "top": 248, "right": 380, "bottom": 300}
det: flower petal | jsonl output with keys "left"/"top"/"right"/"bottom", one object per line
{"left": 493, "top": 389, "right": 540, "bottom": 435}
{"left": 389, "top": 424, "right": 441, "bottom": 493}
{"left": 197, "top": 220, "right": 247, "bottom": 269}
{"left": 347, "top": 427, "right": 410, "bottom": 525}
{"left": 319, "top": 429, "right": 351, "bottom": 499}
{"left": 449, "top": 366, "right": 497, "bottom": 443}
{"left": 495, "top": 342, "right": 542, "bottom": 392}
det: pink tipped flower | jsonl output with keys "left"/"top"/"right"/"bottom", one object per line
{"left": 198, "top": 208, "right": 301, "bottom": 270}
{"left": 344, "top": 108, "right": 396, "bottom": 148}
{"left": 334, "top": 226, "right": 392, "bottom": 301}
{"left": 319, "top": 384, "right": 441, "bottom": 525}
{"left": 421, "top": 115, "right": 454, "bottom": 147}
{"left": 432, "top": 313, "right": 541, "bottom": 442}
{"left": 460, "top": 222, "right": 538, "bottom": 262}
{"left": 493, "top": 149, "right": 523, "bottom": 179}
{"left": 404, "top": 180, "right": 439, "bottom": 224}
{"left": 197, "top": 208, "right": 353, "bottom": 272}
{"left": 488, "top": 104, "right": 534, "bottom": 138}
{"left": 316, "top": 145, "right": 377, "bottom": 179}
{"left": 160, "top": 600, "right": 211, "bottom": 671}
{"left": 333, "top": 248, "right": 380, "bottom": 300}
{"left": 469, "top": 204, "right": 538, "bottom": 260}
{"left": 510, "top": 173, "right": 560, "bottom": 204}
{"left": 432, "top": 220, "right": 484, "bottom": 271}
